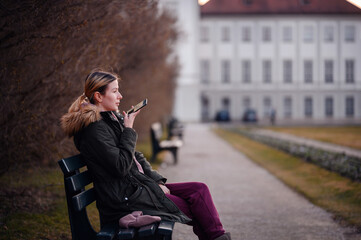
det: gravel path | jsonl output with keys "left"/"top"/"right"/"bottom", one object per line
{"left": 158, "top": 123, "right": 361, "bottom": 240}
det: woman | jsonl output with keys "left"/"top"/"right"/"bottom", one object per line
{"left": 61, "top": 70, "right": 231, "bottom": 240}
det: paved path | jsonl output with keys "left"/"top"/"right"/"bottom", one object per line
{"left": 252, "top": 129, "right": 361, "bottom": 158}
{"left": 158, "top": 123, "right": 361, "bottom": 240}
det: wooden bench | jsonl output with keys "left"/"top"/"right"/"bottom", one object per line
{"left": 150, "top": 122, "right": 183, "bottom": 164}
{"left": 58, "top": 154, "right": 175, "bottom": 240}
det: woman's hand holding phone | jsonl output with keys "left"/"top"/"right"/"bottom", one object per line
{"left": 123, "top": 107, "right": 140, "bottom": 129}
{"left": 123, "top": 99, "right": 147, "bottom": 128}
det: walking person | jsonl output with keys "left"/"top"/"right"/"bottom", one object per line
{"left": 61, "top": 70, "right": 231, "bottom": 240}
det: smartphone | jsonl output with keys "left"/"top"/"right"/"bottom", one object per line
{"left": 126, "top": 99, "right": 148, "bottom": 114}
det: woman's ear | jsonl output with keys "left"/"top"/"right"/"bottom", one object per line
{"left": 93, "top": 91, "right": 102, "bottom": 103}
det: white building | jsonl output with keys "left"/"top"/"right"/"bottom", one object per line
{"left": 161, "top": 0, "right": 361, "bottom": 124}
{"left": 158, "top": 0, "right": 201, "bottom": 122}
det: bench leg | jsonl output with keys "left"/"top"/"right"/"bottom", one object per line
{"left": 150, "top": 155, "right": 156, "bottom": 163}
{"left": 150, "top": 151, "right": 159, "bottom": 163}
{"left": 170, "top": 149, "right": 178, "bottom": 165}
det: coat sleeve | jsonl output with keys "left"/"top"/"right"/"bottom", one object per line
{"left": 82, "top": 122, "right": 137, "bottom": 178}
{"left": 135, "top": 151, "right": 167, "bottom": 184}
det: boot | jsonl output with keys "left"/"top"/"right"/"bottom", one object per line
{"left": 214, "top": 232, "right": 232, "bottom": 240}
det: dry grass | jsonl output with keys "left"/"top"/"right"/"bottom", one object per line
{"left": 214, "top": 127, "right": 361, "bottom": 230}
{"left": 0, "top": 167, "right": 72, "bottom": 240}
{"left": 0, "top": 139, "right": 157, "bottom": 240}
{"left": 266, "top": 126, "right": 361, "bottom": 150}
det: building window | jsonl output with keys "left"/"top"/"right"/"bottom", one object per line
{"left": 200, "top": 26, "right": 209, "bottom": 42}
{"left": 304, "top": 25, "right": 314, "bottom": 42}
{"left": 241, "top": 26, "right": 251, "bottom": 42}
{"left": 346, "top": 60, "right": 355, "bottom": 83}
{"left": 324, "top": 26, "right": 334, "bottom": 42}
{"left": 242, "top": 60, "right": 251, "bottom": 83}
{"left": 221, "top": 26, "right": 230, "bottom": 42}
{"left": 345, "top": 25, "right": 355, "bottom": 42}
{"left": 201, "top": 96, "right": 210, "bottom": 121}
{"left": 262, "top": 26, "right": 271, "bottom": 42}
{"left": 283, "top": 26, "right": 292, "bottom": 42}
{"left": 200, "top": 60, "right": 210, "bottom": 84}
{"left": 263, "top": 60, "right": 272, "bottom": 83}
{"left": 325, "top": 60, "right": 334, "bottom": 83}
{"left": 263, "top": 97, "right": 271, "bottom": 117}
{"left": 325, "top": 97, "right": 333, "bottom": 117}
{"left": 243, "top": 97, "right": 251, "bottom": 110}
{"left": 346, "top": 96, "right": 354, "bottom": 117}
{"left": 284, "top": 97, "right": 292, "bottom": 118}
{"left": 304, "top": 97, "right": 313, "bottom": 117}
{"left": 222, "top": 97, "right": 230, "bottom": 110}
{"left": 283, "top": 60, "right": 292, "bottom": 83}
{"left": 304, "top": 60, "right": 313, "bottom": 83}
{"left": 221, "top": 60, "right": 231, "bottom": 83}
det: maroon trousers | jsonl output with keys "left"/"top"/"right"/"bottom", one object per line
{"left": 165, "top": 182, "right": 225, "bottom": 240}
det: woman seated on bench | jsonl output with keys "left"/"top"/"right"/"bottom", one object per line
{"left": 61, "top": 70, "right": 232, "bottom": 240}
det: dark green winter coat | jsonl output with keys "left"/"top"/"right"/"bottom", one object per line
{"left": 61, "top": 103, "right": 190, "bottom": 225}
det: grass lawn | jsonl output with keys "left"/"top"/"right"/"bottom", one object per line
{"left": 0, "top": 140, "right": 158, "bottom": 240}
{"left": 266, "top": 126, "right": 361, "bottom": 150}
{"left": 214, "top": 127, "right": 361, "bottom": 230}
{"left": 0, "top": 166, "right": 72, "bottom": 240}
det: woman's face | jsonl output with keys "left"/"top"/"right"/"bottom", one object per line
{"left": 98, "top": 80, "right": 123, "bottom": 111}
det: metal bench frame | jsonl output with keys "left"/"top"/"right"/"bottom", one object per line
{"left": 150, "top": 123, "right": 183, "bottom": 164}
{"left": 58, "top": 154, "right": 174, "bottom": 240}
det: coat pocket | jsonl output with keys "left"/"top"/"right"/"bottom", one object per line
{"left": 122, "top": 183, "right": 143, "bottom": 203}
{"left": 126, "top": 186, "right": 143, "bottom": 201}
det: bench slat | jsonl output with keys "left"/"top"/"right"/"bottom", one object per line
{"left": 151, "top": 122, "right": 163, "bottom": 140}
{"left": 117, "top": 228, "right": 135, "bottom": 240}
{"left": 157, "top": 221, "right": 174, "bottom": 236}
{"left": 138, "top": 223, "right": 157, "bottom": 237}
{"left": 66, "top": 170, "right": 93, "bottom": 193}
{"left": 59, "top": 154, "right": 86, "bottom": 175}
{"left": 96, "top": 224, "right": 117, "bottom": 240}
{"left": 72, "top": 188, "right": 96, "bottom": 212}
{"left": 159, "top": 140, "right": 183, "bottom": 148}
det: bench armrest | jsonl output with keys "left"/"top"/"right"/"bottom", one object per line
{"left": 157, "top": 221, "right": 175, "bottom": 236}
{"left": 96, "top": 224, "right": 117, "bottom": 240}
{"left": 138, "top": 223, "right": 157, "bottom": 237}
{"left": 117, "top": 228, "right": 135, "bottom": 240}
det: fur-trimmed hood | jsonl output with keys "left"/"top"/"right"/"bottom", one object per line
{"left": 61, "top": 103, "right": 101, "bottom": 137}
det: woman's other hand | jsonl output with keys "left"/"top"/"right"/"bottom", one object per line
{"left": 122, "top": 108, "right": 140, "bottom": 128}
{"left": 159, "top": 184, "right": 170, "bottom": 194}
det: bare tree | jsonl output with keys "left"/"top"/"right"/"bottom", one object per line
{"left": 0, "top": 0, "right": 179, "bottom": 174}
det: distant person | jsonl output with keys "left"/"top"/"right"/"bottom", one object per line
{"left": 61, "top": 70, "right": 231, "bottom": 240}
{"left": 270, "top": 108, "right": 276, "bottom": 125}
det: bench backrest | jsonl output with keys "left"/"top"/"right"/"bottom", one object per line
{"left": 58, "top": 154, "right": 97, "bottom": 240}
{"left": 151, "top": 122, "right": 163, "bottom": 140}
{"left": 150, "top": 122, "right": 163, "bottom": 151}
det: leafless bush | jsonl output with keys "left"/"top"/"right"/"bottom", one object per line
{"left": 0, "top": 0, "right": 179, "bottom": 175}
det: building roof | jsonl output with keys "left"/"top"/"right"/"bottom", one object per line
{"left": 201, "top": 0, "right": 361, "bottom": 15}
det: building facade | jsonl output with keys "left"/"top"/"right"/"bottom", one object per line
{"left": 161, "top": 0, "right": 361, "bottom": 124}
{"left": 159, "top": 0, "right": 201, "bottom": 122}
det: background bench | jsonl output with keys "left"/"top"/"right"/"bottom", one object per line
{"left": 167, "top": 117, "right": 184, "bottom": 140}
{"left": 58, "top": 154, "right": 174, "bottom": 240}
{"left": 150, "top": 122, "right": 183, "bottom": 164}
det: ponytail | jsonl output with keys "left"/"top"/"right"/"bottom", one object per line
{"left": 60, "top": 93, "right": 100, "bottom": 137}
{"left": 68, "top": 93, "right": 88, "bottom": 114}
